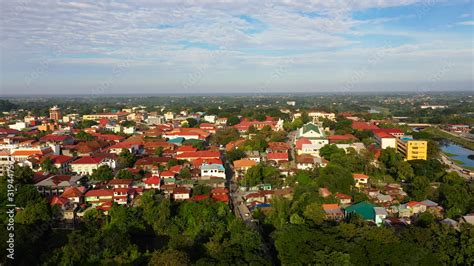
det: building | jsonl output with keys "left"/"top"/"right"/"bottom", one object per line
{"left": 322, "top": 204, "right": 344, "bottom": 220}
{"left": 446, "top": 124, "right": 470, "bottom": 133}
{"left": 233, "top": 159, "right": 257, "bottom": 176}
{"left": 201, "top": 163, "right": 226, "bottom": 179}
{"left": 49, "top": 106, "right": 62, "bottom": 121}
{"left": 82, "top": 112, "right": 128, "bottom": 121}
{"left": 84, "top": 189, "right": 114, "bottom": 207}
{"left": 374, "top": 207, "right": 388, "bottom": 226}
{"left": 173, "top": 187, "right": 191, "bottom": 200}
{"left": 344, "top": 202, "right": 375, "bottom": 221}
{"left": 353, "top": 173, "right": 369, "bottom": 188}
{"left": 144, "top": 176, "right": 161, "bottom": 190}
{"left": 373, "top": 131, "right": 397, "bottom": 149}
{"left": 397, "top": 137, "right": 427, "bottom": 160}
{"left": 70, "top": 156, "right": 115, "bottom": 175}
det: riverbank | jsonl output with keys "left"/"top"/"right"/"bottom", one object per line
{"left": 423, "top": 127, "right": 474, "bottom": 150}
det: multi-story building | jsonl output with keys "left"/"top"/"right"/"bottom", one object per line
{"left": 397, "top": 137, "right": 427, "bottom": 160}
{"left": 82, "top": 112, "right": 128, "bottom": 121}
{"left": 49, "top": 106, "right": 62, "bottom": 122}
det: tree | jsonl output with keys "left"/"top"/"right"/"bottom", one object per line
{"left": 227, "top": 116, "right": 240, "bottom": 126}
{"left": 12, "top": 165, "right": 34, "bottom": 184}
{"left": 319, "top": 144, "right": 345, "bottom": 161}
{"left": 226, "top": 149, "right": 245, "bottom": 162}
{"left": 185, "top": 118, "right": 198, "bottom": 128}
{"left": 211, "top": 128, "right": 240, "bottom": 146}
{"left": 193, "top": 184, "right": 212, "bottom": 196}
{"left": 75, "top": 131, "right": 94, "bottom": 141}
{"left": 395, "top": 161, "right": 414, "bottom": 182}
{"left": 318, "top": 164, "right": 354, "bottom": 194}
{"left": 154, "top": 146, "right": 164, "bottom": 156}
{"left": 149, "top": 249, "right": 190, "bottom": 266}
{"left": 91, "top": 165, "right": 114, "bottom": 180}
{"left": 179, "top": 167, "right": 191, "bottom": 179}
{"left": 116, "top": 169, "right": 137, "bottom": 179}
{"left": 15, "top": 198, "right": 51, "bottom": 225}
{"left": 40, "top": 157, "right": 57, "bottom": 173}
{"left": 303, "top": 203, "right": 325, "bottom": 225}
{"left": 118, "top": 148, "right": 137, "bottom": 168}
{"left": 410, "top": 176, "right": 431, "bottom": 201}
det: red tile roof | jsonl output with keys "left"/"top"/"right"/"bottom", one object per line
{"left": 353, "top": 173, "right": 369, "bottom": 179}
{"left": 327, "top": 134, "right": 357, "bottom": 141}
{"left": 144, "top": 176, "right": 160, "bottom": 185}
{"left": 50, "top": 196, "right": 69, "bottom": 206}
{"left": 40, "top": 134, "right": 72, "bottom": 142}
{"left": 160, "top": 171, "right": 175, "bottom": 177}
{"left": 61, "top": 187, "right": 83, "bottom": 198}
{"left": 177, "top": 145, "right": 198, "bottom": 153}
{"left": 267, "top": 152, "right": 288, "bottom": 160}
{"left": 41, "top": 155, "right": 73, "bottom": 165}
{"left": 108, "top": 179, "right": 133, "bottom": 185}
{"left": 176, "top": 151, "right": 220, "bottom": 160}
{"left": 70, "top": 156, "right": 103, "bottom": 165}
{"left": 85, "top": 189, "right": 114, "bottom": 197}
{"left": 295, "top": 137, "right": 312, "bottom": 150}
{"left": 173, "top": 187, "right": 190, "bottom": 194}
{"left": 351, "top": 121, "right": 379, "bottom": 131}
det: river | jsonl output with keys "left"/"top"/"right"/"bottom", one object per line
{"left": 441, "top": 141, "right": 474, "bottom": 168}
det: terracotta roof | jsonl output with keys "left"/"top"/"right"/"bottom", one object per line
{"left": 328, "top": 134, "right": 357, "bottom": 141}
{"left": 135, "top": 157, "right": 170, "bottom": 166}
{"left": 144, "top": 176, "right": 160, "bottom": 185}
{"left": 211, "top": 188, "right": 229, "bottom": 194}
{"left": 322, "top": 204, "right": 340, "bottom": 211}
{"left": 336, "top": 193, "right": 352, "bottom": 200}
{"left": 192, "top": 158, "right": 223, "bottom": 167}
{"left": 296, "top": 154, "right": 315, "bottom": 164}
{"left": 295, "top": 137, "right": 312, "bottom": 150}
{"left": 353, "top": 173, "right": 369, "bottom": 179}
{"left": 176, "top": 151, "right": 220, "bottom": 160}
{"left": 173, "top": 187, "right": 190, "bottom": 194}
{"left": 108, "top": 178, "right": 133, "bottom": 185}
{"left": 61, "top": 187, "right": 83, "bottom": 198}
{"left": 193, "top": 194, "right": 210, "bottom": 201}
{"left": 267, "top": 152, "right": 288, "bottom": 160}
{"left": 12, "top": 148, "right": 52, "bottom": 157}
{"left": 233, "top": 159, "right": 257, "bottom": 168}
{"left": 268, "top": 142, "right": 290, "bottom": 151}
{"left": 160, "top": 171, "right": 175, "bottom": 177}
{"left": 50, "top": 196, "right": 69, "bottom": 206}
{"left": 177, "top": 145, "right": 198, "bottom": 153}
{"left": 372, "top": 128, "right": 404, "bottom": 135}
{"left": 41, "top": 155, "right": 73, "bottom": 165}
{"left": 352, "top": 121, "right": 379, "bottom": 131}
{"left": 85, "top": 189, "right": 114, "bottom": 197}
{"left": 70, "top": 156, "right": 103, "bottom": 165}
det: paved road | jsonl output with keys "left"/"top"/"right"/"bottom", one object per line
{"left": 440, "top": 153, "right": 472, "bottom": 181}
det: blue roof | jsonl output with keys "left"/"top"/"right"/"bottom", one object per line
{"left": 201, "top": 163, "right": 225, "bottom": 170}
{"left": 167, "top": 137, "right": 184, "bottom": 143}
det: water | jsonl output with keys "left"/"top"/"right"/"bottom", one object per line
{"left": 441, "top": 141, "right": 474, "bottom": 167}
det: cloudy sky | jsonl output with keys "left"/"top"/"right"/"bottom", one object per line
{"left": 0, "top": 0, "right": 473, "bottom": 95}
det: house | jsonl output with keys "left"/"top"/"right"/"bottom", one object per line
{"left": 201, "top": 163, "right": 226, "bottom": 179}
{"left": 160, "top": 171, "right": 176, "bottom": 184}
{"left": 296, "top": 154, "right": 315, "bottom": 170}
{"left": 295, "top": 137, "right": 328, "bottom": 156}
{"left": 173, "top": 187, "right": 191, "bottom": 200}
{"left": 70, "top": 156, "right": 115, "bottom": 175}
{"left": 327, "top": 134, "right": 357, "bottom": 144}
{"left": 351, "top": 121, "right": 378, "bottom": 131}
{"left": 61, "top": 186, "right": 84, "bottom": 203}
{"left": 40, "top": 134, "right": 74, "bottom": 145}
{"left": 107, "top": 178, "right": 132, "bottom": 189}
{"left": 267, "top": 152, "right": 288, "bottom": 163}
{"left": 344, "top": 202, "right": 375, "bottom": 221}
{"left": 267, "top": 142, "right": 290, "bottom": 153}
{"left": 446, "top": 124, "right": 470, "bottom": 133}
{"left": 372, "top": 128, "right": 404, "bottom": 138}
{"left": 319, "top": 187, "right": 332, "bottom": 198}
{"left": 374, "top": 207, "right": 388, "bottom": 226}
{"left": 215, "top": 117, "right": 228, "bottom": 128}
{"left": 353, "top": 173, "right": 369, "bottom": 188}
{"left": 84, "top": 189, "right": 114, "bottom": 206}
{"left": 176, "top": 151, "right": 220, "bottom": 162}
{"left": 233, "top": 159, "right": 257, "bottom": 176}
{"left": 134, "top": 157, "right": 170, "bottom": 170}
{"left": 322, "top": 204, "right": 344, "bottom": 220}
{"left": 211, "top": 188, "right": 229, "bottom": 203}
{"left": 405, "top": 201, "right": 427, "bottom": 215}
{"left": 421, "top": 199, "right": 443, "bottom": 217}
{"left": 176, "top": 145, "right": 198, "bottom": 155}
{"left": 373, "top": 131, "right": 397, "bottom": 149}
{"left": 459, "top": 214, "right": 474, "bottom": 225}
{"left": 336, "top": 193, "right": 352, "bottom": 205}
{"left": 244, "top": 151, "right": 261, "bottom": 162}
{"left": 163, "top": 128, "right": 210, "bottom": 141}
{"left": 107, "top": 142, "right": 141, "bottom": 154}
{"left": 40, "top": 155, "right": 74, "bottom": 174}
{"left": 144, "top": 176, "right": 161, "bottom": 190}
{"left": 199, "top": 123, "right": 216, "bottom": 133}
{"left": 35, "top": 175, "right": 83, "bottom": 196}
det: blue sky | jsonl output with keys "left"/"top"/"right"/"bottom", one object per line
{"left": 0, "top": 0, "right": 472, "bottom": 95}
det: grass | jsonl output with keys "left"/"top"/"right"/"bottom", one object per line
{"left": 444, "top": 152, "right": 457, "bottom": 157}
{"left": 451, "top": 159, "right": 465, "bottom": 165}
{"left": 464, "top": 166, "right": 474, "bottom": 171}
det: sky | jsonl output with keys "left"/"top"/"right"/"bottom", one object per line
{"left": 0, "top": 0, "right": 473, "bottom": 95}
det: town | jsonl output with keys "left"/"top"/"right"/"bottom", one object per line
{"left": 0, "top": 94, "right": 473, "bottom": 265}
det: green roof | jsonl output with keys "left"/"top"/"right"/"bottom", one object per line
{"left": 344, "top": 202, "right": 375, "bottom": 221}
